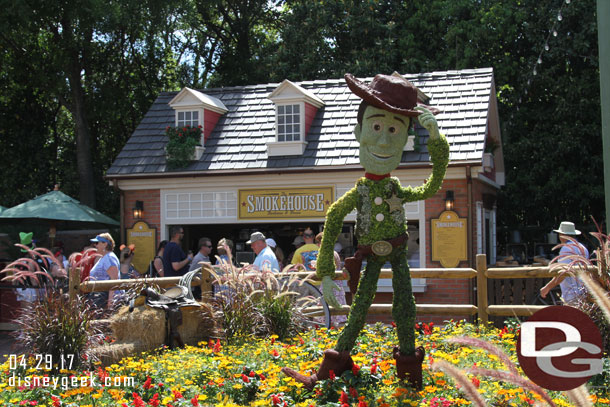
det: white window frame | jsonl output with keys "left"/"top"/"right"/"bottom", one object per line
{"left": 175, "top": 108, "right": 204, "bottom": 145}
{"left": 277, "top": 103, "right": 302, "bottom": 142}
{"left": 267, "top": 101, "right": 307, "bottom": 156}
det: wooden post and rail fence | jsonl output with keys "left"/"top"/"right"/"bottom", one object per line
{"left": 69, "top": 254, "right": 562, "bottom": 323}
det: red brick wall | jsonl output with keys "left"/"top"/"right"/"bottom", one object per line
{"left": 424, "top": 178, "right": 469, "bottom": 267}
{"left": 420, "top": 178, "right": 474, "bottom": 325}
{"left": 123, "top": 189, "right": 162, "bottom": 246}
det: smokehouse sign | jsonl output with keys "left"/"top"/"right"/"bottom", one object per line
{"left": 238, "top": 187, "right": 334, "bottom": 220}
{"left": 431, "top": 210, "right": 468, "bottom": 268}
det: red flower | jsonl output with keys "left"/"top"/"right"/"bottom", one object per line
{"left": 329, "top": 369, "right": 336, "bottom": 380}
{"left": 190, "top": 396, "right": 199, "bottom": 406}
{"left": 352, "top": 363, "right": 360, "bottom": 375}
{"left": 213, "top": 339, "right": 221, "bottom": 352}
{"left": 241, "top": 374, "right": 250, "bottom": 383}
{"left": 172, "top": 390, "right": 183, "bottom": 400}
{"left": 339, "top": 391, "right": 349, "bottom": 404}
{"left": 259, "top": 373, "right": 266, "bottom": 380}
{"left": 143, "top": 376, "right": 152, "bottom": 390}
{"left": 358, "top": 401, "right": 368, "bottom": 407}
{"left": 249, "top": 370, "right": 256, "bottom": 378}
{"left": 51, "top": 396, "right": 60, "bottom": 407}
{"left": 271, "top": 337, "right": 276, "bottom": 345}
{"left": 271, "top": 394, "right": 281, "bottom": 405}
{"left": 132, "top": 393, "right": 146, "bottom": 407}
{"left": 391, "top": 321, "right": 396, "bottom": 328}
{"left": 349, "top": 386, "right": 358, "bottom": 398}
{"left": 271, "top": 349, "right": 279, "bottom": 357}
{"left": 149, "top": 393, "right": 160, "bottom": 407}
{"left": 370, "top": 364, "right": 378, "bottom": 374}
{"left": 471, "top": 377, "right": 480, "bottom": 388}
{"left": 299, "top": 337, "right": 304, "bottom": 345}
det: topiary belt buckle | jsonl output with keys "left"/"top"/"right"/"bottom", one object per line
{"left": 371, "top": 240, "right": 393, "bottom": 256}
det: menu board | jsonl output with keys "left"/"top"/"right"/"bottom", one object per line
{"left": 126, "top": 221, "right": 157, "bottom": 274}
{"left": 431, "top": 211, "right": 467, "bottom": 268}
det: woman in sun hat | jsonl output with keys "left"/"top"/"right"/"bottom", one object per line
{"left": 540, "top": 221, "right": 589, "bottom": 304}
{"left": 88, "top": 233, "right": 120, "bottom": 309}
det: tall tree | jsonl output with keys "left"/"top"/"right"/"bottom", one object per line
{"left": 0, "top": 0, "right": 185, "bottom": 211}
{"left": 193, "top": 0, "right": 283, "bottom": 86}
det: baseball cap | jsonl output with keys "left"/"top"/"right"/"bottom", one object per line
{"left": 246, "top": 232, "right": 266, "bottom": 244}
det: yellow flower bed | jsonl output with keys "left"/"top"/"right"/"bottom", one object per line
{"left": 0, "top": 321, "right": 607, "bottom": 406}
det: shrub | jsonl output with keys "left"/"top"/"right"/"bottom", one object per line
{"left": 14, "top": 290, "right": 105, "bottom": 370}
{"left": 164, "top": 125, "right": 202, "bottom": 169}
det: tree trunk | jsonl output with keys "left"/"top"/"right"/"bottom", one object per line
{"left": 67, "top": 54, "right": 96, "bottom": 208}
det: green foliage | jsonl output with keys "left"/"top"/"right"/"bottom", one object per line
{"left": 164, "top": 125, "right": 202, "bottom": 169}
{"left": 14, "top": 291, "right": 104, "bottom": 370}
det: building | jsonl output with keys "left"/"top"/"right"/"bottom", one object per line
{"left": 107, "top": 68, "right": 504, "bottom": 322}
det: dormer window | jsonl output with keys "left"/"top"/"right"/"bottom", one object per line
{"left": 278, "top": 104, "right": 301, "bottom": 142}
{"left": 267, "top": 80, "right": 324, "bottom": 156}
{"left": 168, "top": 87, "right": 228, "bottom": 155}
{"left": 177, "top": 111, "right": 200, "bottom": 128}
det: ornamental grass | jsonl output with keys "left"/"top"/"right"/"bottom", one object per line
{"left": 0, "top": 321, "right": 608, "bottom": 407}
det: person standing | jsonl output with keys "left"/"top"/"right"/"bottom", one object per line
{"left": 149, "top": 240, "right": 168, "bottom": 277}
{"left": 290, "top": 228, "right": 319, "bottom": 270}
{"left": 163, "top": 226, "right": 193, "bottom": 277}
{"left": 266, "top": 238, "right": 285, "bottom": 270}
{"left": 316, "top": 232, "right": 347, "bottom": 326}
{"left": 540, "top": 221, "right": 589, "bottom": 304}
{"left": 189, "top": 237, "right": 213, "bottom": 271}
{"left": 247, "top": 232, "right": 279, "bottom": 273}
{"left": 88, "top": 233, "right": 120, "bottom": 309}
{"left": 216, "top": 238, "right": 235, "bottom": 265}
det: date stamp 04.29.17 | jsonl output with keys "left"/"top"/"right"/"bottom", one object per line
{"left": 5, "top": 354, "right": 135, "bottom": 390}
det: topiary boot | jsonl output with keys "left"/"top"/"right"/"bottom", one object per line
{"left": 393, "top": 346, "right": 425, "bottom": 390}
{"left": 281, "top": 349, "right": 353, "bottom": 390}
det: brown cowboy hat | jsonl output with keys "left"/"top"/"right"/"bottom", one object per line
{"left": 345, "top": 73, "right": 440, "bottom": 117}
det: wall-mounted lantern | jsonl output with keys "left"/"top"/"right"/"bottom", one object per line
{"left": 133, "top": 200, "right": 144, "bottom": 219}
{"left": 444, "top": 191, "right": 454, "bottom": 211}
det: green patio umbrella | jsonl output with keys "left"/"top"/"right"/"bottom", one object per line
{"left": 0, "top": 190, "right": 119, "bottom": 245}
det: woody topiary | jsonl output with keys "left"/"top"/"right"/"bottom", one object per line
{"left": 282, "top": 73, "right": 449, "bottom": 391}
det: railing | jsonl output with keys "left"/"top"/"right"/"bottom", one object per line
{"left": 68, "top": 254, "right": 562, "bottom": 323}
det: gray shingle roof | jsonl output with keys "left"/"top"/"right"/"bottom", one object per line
{"left": 107, "top": 68, "right": 495, "bottom": 176}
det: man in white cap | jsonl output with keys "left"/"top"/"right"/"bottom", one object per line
{"left": 247, "top": 232, "right": 279, "bottom": 273}
{"left": 540, "top": 221, "right": 589, "bottom": 304}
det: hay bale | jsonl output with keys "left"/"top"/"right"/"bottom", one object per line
{"left": 92, "top": 341, "right": 151, "bottom": 366}
{"left": 109, "top": 301, "right": 217, "bottom": 349}
{"left": 178, "top": 303, "right": 217, "bottom": 345}
{"left": 110, "top": 306, "right": 165, "bottom": 347}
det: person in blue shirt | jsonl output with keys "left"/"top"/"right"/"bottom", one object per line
{"left": 162, "top": 226, "right": 193, "bottom": 277}
{"left": 88, "top": 233, "right": 120, "bottom": 309}
{"left": 247, "top": 232, "right": 279, "bottom": 273}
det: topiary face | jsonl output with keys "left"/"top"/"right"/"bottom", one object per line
{"left": 355, "top": 105, "right": 410, "bottom": 175}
